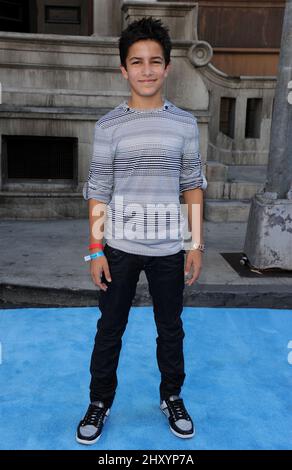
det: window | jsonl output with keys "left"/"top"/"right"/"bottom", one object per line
{"left": 2, "top": 135, "right": 77, "bottom": 182}
{"left": 0, "top": 0, "right": 92, "bottom": 35}
{"left": 245, "top": 98, "right": 262, "bottom": 139}
{"left": 219, "top": 97, "right": 236, "bottom": 139}
{"left": 0, "top": 0, "right": 31, "bottom": 33}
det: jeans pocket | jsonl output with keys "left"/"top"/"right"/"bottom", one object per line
{"left": 106, "top": 245, "right": 127, "bottom": 262}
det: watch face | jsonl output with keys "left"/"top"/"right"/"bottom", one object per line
{"left": 191, "top": 243, "right": 205, "bottom": 252}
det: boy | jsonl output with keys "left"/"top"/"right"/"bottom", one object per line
{"left": 76, "top": 17, "right": 207, "bottom": 445}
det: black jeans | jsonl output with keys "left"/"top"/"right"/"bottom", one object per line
{"left": 89, "top": 243, "right": 186, "bottom": 408}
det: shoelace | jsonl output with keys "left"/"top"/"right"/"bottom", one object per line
{"left": 82, "top": 404, "right": 106, "bottom": 427}
{"left": 167, "top": 398, "right": 191, "bottom": 421}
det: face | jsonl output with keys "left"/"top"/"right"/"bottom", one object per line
{"left": 120, "top": 39, "right": 171, "bottom": 100}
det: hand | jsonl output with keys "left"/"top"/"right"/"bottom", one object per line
{"left": 184, "top": 249, "right": 202, "bottom": 286}
{"left": 90, "top": 255, "right": 112, "bottom": 291}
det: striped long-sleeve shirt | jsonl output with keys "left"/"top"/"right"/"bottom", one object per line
{"left": 83, "top": 98, "right": 207, "bottom": 256}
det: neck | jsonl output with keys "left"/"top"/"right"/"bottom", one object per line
{"left": 127, "top": 96, "right": 164, "bottom": 110}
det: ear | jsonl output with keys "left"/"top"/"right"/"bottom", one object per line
{"left": 164, "top": 61, "right": 171, "bottom": 78}
{"left": 120, "top": 64, "right": 128, "bottom": 80}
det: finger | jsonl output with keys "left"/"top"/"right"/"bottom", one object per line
{"left": 92, "top": 268, "right": 108, "bottom": 291}
{"left": 185, "top": 262, "right": 201, "bottom": 284}
{"left": 186, "top": 266, "right": 201, "bottom": 285}
{"left": 99, "top": 282, "right": 108, "bottom": 291}
{"left": 184, "top": 260, "right": 192, "bottom": 276}
{"left": 93, "top": 275, "right": 107, "bottom": 290}
{"left": 184, "top": 254, "right": 194, "bottom": 277}
{"left": 103, "top": 263, "right": 112, "bottom": 283}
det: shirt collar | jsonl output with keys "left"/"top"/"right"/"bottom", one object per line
{"left": 119, "top": 99, "right": 173, "bottom": 113}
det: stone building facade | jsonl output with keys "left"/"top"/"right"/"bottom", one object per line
{"left": 0, "top": 0, "right": 285, "bottom": 220}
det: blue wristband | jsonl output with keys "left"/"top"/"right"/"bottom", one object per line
{"left": 84, "top": 251, "right": 104, "bottom": 262}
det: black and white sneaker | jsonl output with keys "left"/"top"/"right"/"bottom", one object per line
{"left": 76, "top": 401, "right": 110, "bottom": 445}
{"left": 160, "top": 395, "right": 195, "bottom": 439}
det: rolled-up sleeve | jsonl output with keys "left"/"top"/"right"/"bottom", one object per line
{"left": 83, "top": 122, "right": 114, "bottom": 204}
{"left": 179, "top": 118, "right": 208, "bottom": 193}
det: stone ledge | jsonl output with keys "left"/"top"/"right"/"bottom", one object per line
{"left": 1, "top": 282, "right": 292, "bottom": 309}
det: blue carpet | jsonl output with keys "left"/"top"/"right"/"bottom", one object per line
{"left": 0, "top": 306, "right": 292, "bottom": 450}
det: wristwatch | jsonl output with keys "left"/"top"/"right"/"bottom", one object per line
{"left": 191, "top": 242, "right": 205, "bottom": 252}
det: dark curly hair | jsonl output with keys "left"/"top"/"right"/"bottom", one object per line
{"left": 119, "top": 16, "right": 172, "bottom": 70}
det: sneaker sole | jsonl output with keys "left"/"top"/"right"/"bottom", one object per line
{"left": 169, "top": 426, "right": 195, "bottom": 439}
{"left": 75, "top": 409, "right": 110, "bottom": 445}
{"left": 160, "top": 407, "right": 195, "bottom": 439}
{"left": 75, "top": 433, "right": 101, "bottom": 445}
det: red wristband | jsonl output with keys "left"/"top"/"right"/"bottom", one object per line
{"left": 89, "top": 243, "right": 104, "bottom": 250}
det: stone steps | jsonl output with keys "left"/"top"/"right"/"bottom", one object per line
{"left": 204, "top": 199, "right": 251, "bottom": 222}
{"left": 204, "top": 161, "right": 267, "bottom": 222}
{"left": 0, "top": 192, "right": 87, "bottom": 219}
{"left": 205, "top": 180, "right": 264, "bottom": 200}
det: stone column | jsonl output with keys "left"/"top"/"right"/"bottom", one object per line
{"left": 243, "top": 0, "right": 292, "bottom": 270}
{"left": 265, "top": 0, "right": 292, "bottom": 199}
{"left": 92, "top": 0, "right": 121, "bottom": 37}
